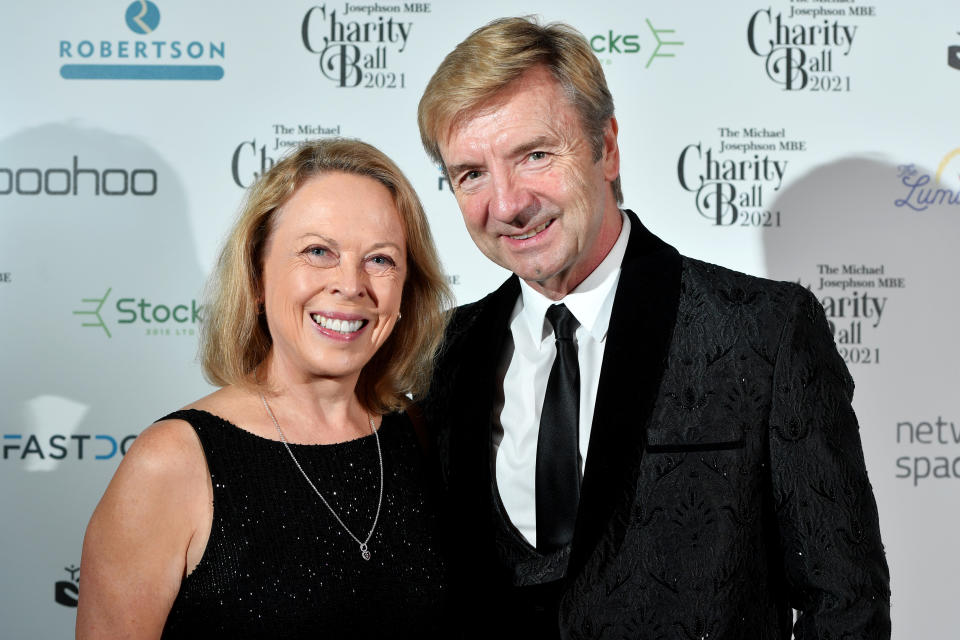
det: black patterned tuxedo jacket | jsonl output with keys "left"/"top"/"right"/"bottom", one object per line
{"left": 421, "top": 210, "right": 890, "bottom": 639}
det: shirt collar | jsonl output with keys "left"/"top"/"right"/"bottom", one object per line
{"left": 517, "top": 210, "right": 631, "bottom": 345}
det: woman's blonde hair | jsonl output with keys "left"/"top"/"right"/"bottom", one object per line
{"left": 418, "top": 16, "right": 622, "bottom": 204}
{"left": 200, "top": 138, "right": 451, "bottom": 413}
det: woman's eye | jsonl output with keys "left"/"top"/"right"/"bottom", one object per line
{"left": 365, "top": 255, "right": 397, "bottom": 273}
{"left": 304, "top": 246, "right": 337, "bottom": 266}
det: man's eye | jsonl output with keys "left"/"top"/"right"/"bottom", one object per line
{"left": 464, "top": 170, "right": 482, "bottom": 181}
{"left": 529, "top": 151, "right": 547, "bottom": 162}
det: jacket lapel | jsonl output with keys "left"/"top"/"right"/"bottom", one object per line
{"left": 450, "top": 276, "right": 520, "bottom": 582}
{"left": 568, "top": 210, "right": 682, "bottom": 577}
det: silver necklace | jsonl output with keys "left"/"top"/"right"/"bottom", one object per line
{"left": 259, "top": 392, "right": 383, "bottom": 561}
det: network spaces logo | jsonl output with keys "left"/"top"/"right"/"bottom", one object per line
{"left": 746, "top": 2, "right": 876, "bottom": 92}
{"left": 894, "top": 148, "right": 960, "bottom": 212}
{"left": 73, "top": 287, "right": 202, "bottom": 338}
{"left": 589, "top": 18, "right": 684, "bottom": 68}
{"left": 59, "top": 1, "right": 225, "bottom": 81}
{"left": 301, "top": 3, "right": 431, "bottom": 89}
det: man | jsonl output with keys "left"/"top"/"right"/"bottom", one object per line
{"left": 417, "top": 17, "right": 889, "bottom": 639}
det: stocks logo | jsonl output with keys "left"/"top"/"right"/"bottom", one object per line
{"left": 0, "top": 156, "right": 157, "bottom": 197}
{"left": 894, "top": 149, "right": 960, "bottom": 212}
{"left": 73, "top": 287, "right": 202, "bottom": 338}
{"left": 590, "top": 18, "right": 684, "bottom": 68}
{"left": 301, "top": 3, "right": 430, "bottom": 88}
{"left": 746, "top": 3, "right": 876, "bottom": 92}
{"left": 58, "top": 1, "right": 225, "bottom": 81}
{"left": 950, "top": 33, "right": 960, "bottom": 70}
{"left": 231, "top": 122, "right": 344, "bottom": 188}
{"left": 55, "top": 565, "right": 80, "bottom": 607}
{"left": 3, "top": 433, "right": 136, "bottom": 461}
{"left": 677, "top": 126, "right": 807, "bottom": 226}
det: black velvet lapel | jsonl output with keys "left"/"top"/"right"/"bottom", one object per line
{"left": 450, "top": 275, "right": 520, "bottom": 583}
{"left": 568, "top": 210, "right": 682, "bottom": 578}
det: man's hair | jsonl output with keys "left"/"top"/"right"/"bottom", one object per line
{"left": 200, "top": 138, "right": 452, "bottom": 414}
{"left": 418, "top": 16, "right": 622, "bottom": 204}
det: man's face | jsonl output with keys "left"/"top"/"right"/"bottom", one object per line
{"left": 438, "top": 65, "right": 620, "bottom": 297}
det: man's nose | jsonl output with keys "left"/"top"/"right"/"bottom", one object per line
{"left": 489, "top": 172, "right": 536, "bottom": 223}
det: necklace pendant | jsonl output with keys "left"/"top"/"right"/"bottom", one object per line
{"left": 360, "top": 544, "right": 371, "bottom": 561}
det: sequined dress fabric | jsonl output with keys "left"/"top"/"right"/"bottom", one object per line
{"left": 158, "top": 409, "right": 448, "bottom": 639}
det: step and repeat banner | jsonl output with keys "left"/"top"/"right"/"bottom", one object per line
{"left": 1, "top": 1, "right": 957, "bottom": 636}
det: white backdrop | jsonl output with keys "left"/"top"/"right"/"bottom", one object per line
{"left": 2, "top": 1, "right": 958, "bottom": 637}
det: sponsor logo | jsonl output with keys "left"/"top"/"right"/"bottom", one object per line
{"left": 895, "top": 415, "right": 960, "bottom": 486}
{"left": 436, "top": 164, "right": 452, "bottom": 193}
{"left": 73, "top": 287, "right": 202, "bottom": 338}
{"left": 795, "top": 260, "right": 906, "bottom": 368}
{"left": 894, "top": 149, "right": 960, "bottom": 211}
{"left": 677, "top": 126, "right": 807, "bottom": 226}
{"left": 589, "top": 18, "right": 683, "bottom": 68}
{"left": 3, "top": 433, "right": 137, "bottom": 461}
{"left": 59, "top": 1, "right": 225, "bottom": 81}
{"left": 0, "top": 156, "right": 157, "bottom": 197}
{"left": 0, "top": 272, "right": 10, "bottom": 283}
{"left": 55, "top": 565, "right": 80, "bottom": 607}
{"left": 746, "top": 2, "right": 876, "bottom": 92}
{"left": 301, "top": 3, "right": 427, "bottom": 88}
{"left": 950, "top": 33, "right": 960, "bottom": 70}
{"left": 230, "top": 122, "right": 345, "bottom": 188}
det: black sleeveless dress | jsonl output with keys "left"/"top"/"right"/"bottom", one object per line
{"left": 159, "top": 409, "right": 448, "bottom": 639}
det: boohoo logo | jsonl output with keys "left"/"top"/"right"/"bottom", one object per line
{"left": 125, "top": 1, "right": 161, "bottom": 34}
{"left": 59, "top": 2, "right": 225, "bottom": 81}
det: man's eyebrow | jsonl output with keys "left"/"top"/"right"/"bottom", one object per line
{"left": 444, "top": 162, "right": 478, "bottom": 179}
{"left": 509, "top": 136, "right": 552, "bottom": 158}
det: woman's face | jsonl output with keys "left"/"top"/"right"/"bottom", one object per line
{"left": 260, "top": 171, "right": 407, "bottom": 384}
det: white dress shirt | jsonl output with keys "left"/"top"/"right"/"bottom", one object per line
{"left": 492, "top": 211, "right": 631, "bottom": 547}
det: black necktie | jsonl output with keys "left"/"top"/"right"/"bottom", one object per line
{"left": 536, "top": 303, "right": 581, "bottom": 552}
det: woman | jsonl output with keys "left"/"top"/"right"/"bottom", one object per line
{"left": 76, "top": 139, "right": 452, "bottom": 638}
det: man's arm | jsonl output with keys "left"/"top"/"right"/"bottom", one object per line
{"left": 768, "top": 286, "right": 890, "bottom": 638}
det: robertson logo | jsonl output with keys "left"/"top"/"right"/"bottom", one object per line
{"left": 73, "top": 287, "right": 202, "bottom": 338}
{"left": 589, "top": 18, "right": 683, "bottom": 68}
{"left": 59, "top": 1, "right": 225, "bottom": 81}
{"left": 125, "top": 0, "right": 160, "bottom": 34}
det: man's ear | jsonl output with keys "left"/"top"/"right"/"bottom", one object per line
{"left": 601, "top": 116, "right": 620, "bottom": 182}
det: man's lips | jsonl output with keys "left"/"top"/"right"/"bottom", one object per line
{"left": 504, "top": 218, "right": 553, "bottom": 241}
